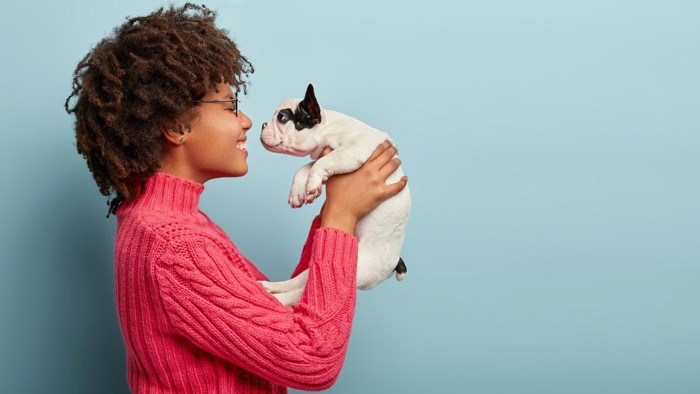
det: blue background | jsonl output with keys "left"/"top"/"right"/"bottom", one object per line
{"left": 1, "top": 0, "right": 698, "bottom": 393}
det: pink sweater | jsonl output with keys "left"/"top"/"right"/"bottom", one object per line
{"left": 114, "top": 172, "right": 358, "bottom": 393}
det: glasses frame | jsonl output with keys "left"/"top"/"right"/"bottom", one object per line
{"left": 193, "top": 94, "right": 240, "bottom": 116}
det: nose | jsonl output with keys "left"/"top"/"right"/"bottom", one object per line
{"left": 239, "top": 111, "right": 253, "bottom": 133}
{"left": 262, "top": 122, "right": 267, "bottom": 130}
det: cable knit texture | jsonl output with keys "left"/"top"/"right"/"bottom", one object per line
{"left": 114, "top": 172, "right": 358, "bottom": 393}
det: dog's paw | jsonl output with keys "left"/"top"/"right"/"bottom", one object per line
{"left": 304, "top": 187, "right": 321, "bottom": 204}
{"left": 305, "top": 175, "right": 323, "bottom": 203}
{"left": 288, "top": 182, "right": 308, "bottom": 208}
{"left": 275, "top": 288, "right": 304, "bottom": 306}
{"left": 258, "top": 280, "right": 276, "bottom": 294}
{"left": 288, "top": 193, "right": 306, "bottom": 208}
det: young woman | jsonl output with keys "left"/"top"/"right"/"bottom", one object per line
{"left": 64, "top": 4, "right": 407, "bottom": 394}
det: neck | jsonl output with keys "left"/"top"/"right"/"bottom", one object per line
{"left": 159, "top": 145, "right": 210, "bottom": 184}
{"left": 117, "top": 171, "right": 205, "bottom": 217}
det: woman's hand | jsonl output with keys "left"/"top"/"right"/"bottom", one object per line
{"left": 320, "top": 140, "right": 408, "bottom": 234}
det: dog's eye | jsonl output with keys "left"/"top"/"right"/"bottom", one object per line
{"left": 277, "top": 112, "right": 288, "bottom": 124}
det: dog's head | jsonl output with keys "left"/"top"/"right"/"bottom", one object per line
{"left": 260, "top": 84, "right": 324, "bottom": 157}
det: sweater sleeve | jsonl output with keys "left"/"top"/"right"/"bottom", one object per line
{"left": 152, "top": 226, "right": 357, "bottom": 391}
{"left": 291, "top": 215, "right": 322, "bottom": 279}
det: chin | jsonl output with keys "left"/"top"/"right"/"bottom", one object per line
{"left": 231, "top": 165, "right": 248, "bottom": 177}
{"left": 208, "top": 166, "right": 248, "bottom": 180}
{"left": 226, "top": 158, "right": 248, "bottom": 177}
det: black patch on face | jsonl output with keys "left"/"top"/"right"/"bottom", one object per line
{"left": 277, "top": 109, "right": 294, "bottom": 125}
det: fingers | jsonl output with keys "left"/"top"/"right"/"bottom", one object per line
{"left": 383, "top": 175, "right": 409, "bottom": 199}
{"left": 369, "top": 142, "right": 397, "bottom": 171}
{"left": 368, "top": 140, "right": 402, "bottom": 186}
{"left": 367, "top": 140, "right": 393, "bottom": 162}
{"left": 379, "top": 156, "right": 401, "bottom": 179}
{"left": 373, "top": 141, "right": 407, "bottom": 200}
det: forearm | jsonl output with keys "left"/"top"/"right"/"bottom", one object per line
{"left": 291, "top": 215, "right": 322, "bottom": 278}
{"left": 319, "top": 204, "right": 357, "bottom": 235}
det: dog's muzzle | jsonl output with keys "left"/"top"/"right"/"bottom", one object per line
{"left": 262, "top": 122, "right": 268, "bottom": 130}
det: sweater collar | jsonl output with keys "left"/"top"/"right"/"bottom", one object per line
{"left": 120, "top": 172, "right": 204, "bottom": 216}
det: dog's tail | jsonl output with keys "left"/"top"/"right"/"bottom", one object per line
{"left": 395, "top": 257, "right": 407, "bottom": 281}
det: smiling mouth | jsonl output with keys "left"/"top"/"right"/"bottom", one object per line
{"left": 236, "top": 141, "right": 248, "bottom": 151}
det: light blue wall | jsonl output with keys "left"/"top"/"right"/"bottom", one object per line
{"left": 1, "top": 0, "right": 698, "bottom": 393}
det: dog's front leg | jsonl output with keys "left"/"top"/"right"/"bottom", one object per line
{"left": 304, "top": 144, "right": 375, "bottom": 203}
{"left": 289, "top": 162, "right": 314, "bottom": 208}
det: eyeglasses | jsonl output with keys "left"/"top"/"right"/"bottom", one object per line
{"left": 193, "top": 94, "right": 240, "bottom": 116}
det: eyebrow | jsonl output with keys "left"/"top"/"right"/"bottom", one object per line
{"left": 203, "top": 89, "right": 238, "bottom": 101}
{"left": 218, "top": 88, "right": 236, "bottom": 98}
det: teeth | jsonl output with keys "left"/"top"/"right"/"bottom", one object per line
{"left": 237, "top": 141, "right": 247, "bottom": 151}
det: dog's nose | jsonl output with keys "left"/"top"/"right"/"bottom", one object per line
{"left": 262, "top": 122, "right": 267, "bottom": 130}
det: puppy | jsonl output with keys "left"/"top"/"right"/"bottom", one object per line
{"left": 259, "top": 84, "right": 411, "bottom": 306}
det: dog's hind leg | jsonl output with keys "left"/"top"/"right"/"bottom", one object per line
{"left": 271, "top": 287, "right": 305, "bottom": 307}
{"left": 259, "top": 269, "right": 309, "bottom": 295}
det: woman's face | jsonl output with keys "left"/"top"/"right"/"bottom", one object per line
{"left": 185, "top": 82, "right": 253, "bottom": 181}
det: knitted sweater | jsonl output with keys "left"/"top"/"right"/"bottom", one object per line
{"left": 114, "top": 172, "right": 358, "bottom": 393}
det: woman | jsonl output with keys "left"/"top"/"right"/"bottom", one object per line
{"left": 64, "top": 4, "right": 407, "bottom": 393}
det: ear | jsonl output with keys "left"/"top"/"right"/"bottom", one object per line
{"left": 158, "top": 122, "right": 186, "bottom": 145}
{"left": 298, "top": 84, "right": 322, "bottom": 125}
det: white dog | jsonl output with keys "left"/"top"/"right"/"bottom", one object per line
{"left": 259, "top": 84, "right": 411, "bottom": 306}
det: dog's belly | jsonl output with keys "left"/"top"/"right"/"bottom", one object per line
{"left": 354, "top": 182, "right": 411, "bottom": 290}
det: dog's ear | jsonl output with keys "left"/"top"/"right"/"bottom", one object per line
{"left": 298, "top": 84, "right": 322, "bottom": 126}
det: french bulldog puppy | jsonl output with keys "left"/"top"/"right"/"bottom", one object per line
{"left": 259, "top": 84, "right": 411, "bottom": 306}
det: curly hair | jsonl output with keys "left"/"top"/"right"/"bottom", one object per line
{"left": 65, "top": 3, "right": 254, "bottom": 217}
